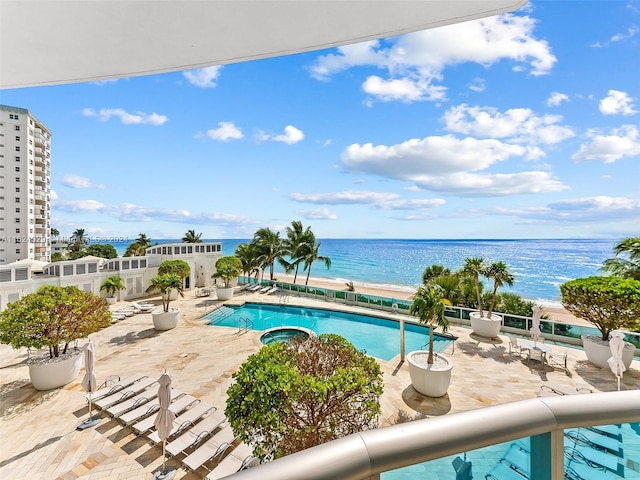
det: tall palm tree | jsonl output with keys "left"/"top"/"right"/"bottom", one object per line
{"left": 182, "top": 229, "right": 203, "bottom": 243}
{"left": 462, "top": 257, "right": 485, "bottom": 316}
{"left": 69, "top": 228, "right": 87, "bottom": 253}
{"left": 252, "top": 227, "right": 284, "bottom": 281}
{"left": 135, "top": 232, "right": 152, "bottom": 250}
{"left": 235, "top": 243, "right": 261, "bottom": 282}
{"left": 50, "top": 227, "right": 59, "bottom": 237}
{"left": 301, "top": 234, "right": 331, "bottom": 286}
{"left": 409, "top": 284, "right": 451, "bottom": 365}
{"left": 485, "top": 261, "right": 514, "bottom": 318}
{"left": 124, "top": 233, "right": 152, "bottom": 257}
{"left": 281, "top": 220, "right": 313, "bottom": 284}
{"left": 602, "top": 237, "right": 640, "bottom": 280}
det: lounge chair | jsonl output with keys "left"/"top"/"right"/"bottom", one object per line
{"left": 588, "top": 424, "right": 622, "bottom": 439}
{"left": 131, "top": 394, "right": 201, "bottom": 435}
{"left": 181, "top": 424, "right": 237, "bottom": 472}
{"left": 89, "top": 374, "right": 147, "bottom": 401}
{"left": 245, "top": 284, "right": 262, "bottom": 292}
{"left": 507, "top": 335, "right": 523, "bottom": 357}
{"left": 546, "top": 349, "right": 568, "bottom": 371}
{"left": 484, "top": 461, "right": 527, "bottom": 480}
{"left": 146, "top": 401, "right": 216, "bottom": 444}
{"left": 258, "top": 286, "right": 271, "bottom": 293}
{"left": 564, "top": 445, "right": 619, "bottom": 471}
{"left": 113, "top": 309, "right": 135, "bottom": 317}
{"left": 205, "top": 443, "right": 256, "bottom": 480}
{"left": 165, "top": 409, "right": 227, "bottom": 457}
{"left": 93, "top": 376, "right": 158, "bottom": 409}
{"left": 539, "top": 382, "right": 592, "bottom": 396}
{"left": 265, "top": 286, "right": 279, "bottom": 295}
{"left": 130, "top": 301, "right": 155, "bottom": 312}
{"left": 565, "top": 462, "right": 614, "bottom": 480}
{"left": 565, "top": 428, "right": 622, "bottom": 456}
{"left": 105, "top": 388, "right": 159, "bottom": 417}
{"left": 500, "top": 443, "right": 529, "bottom": 477}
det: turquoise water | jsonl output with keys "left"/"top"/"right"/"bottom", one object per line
{"left": 109, "top": 238, "right": 617, "bottom": 301}
{"left": 202, "top": 303, "right": 452, "bottom": 361}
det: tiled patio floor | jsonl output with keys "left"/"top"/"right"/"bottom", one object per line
{"left": 1, "top": 290, "right": 639, "bottom": 480}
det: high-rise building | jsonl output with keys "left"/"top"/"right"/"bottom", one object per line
{"left": 0, "top": 105, "right": 52, "bottom": 264}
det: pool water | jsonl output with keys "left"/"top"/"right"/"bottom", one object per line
{"left": 203, "top": 303, "right": 453, "bottom": 361}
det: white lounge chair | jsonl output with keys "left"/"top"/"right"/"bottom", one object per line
{"left": 165, "top": 409, "right": 227, "bottom": 457}
{"left": 546, "top": 349, "right": 568, "bottom": 371}
{"left": 106, "top": 388, "right": 158, "bottom": 417}
{"left": 89, "top": 374, "right": 148, "bottom": 401}
{"left": 94, "top": 376, "right": 158, "bottom": 409}
{"left": 130, "top": 301, "right": 154, "bottom": 312}
{"left": 205, "top": 443, "right": 256, "bottom": 479}
{"left": 146, "top": 402, "right": 216, "bottom": 444}
{"left": 181, "top": 424, "right": 237, "bottom": 472}
{"left": 131, "top": 394, "right": 201, "bottom": 434}
{"left": 265, "top": 286, "right": 279, "bottom": 295}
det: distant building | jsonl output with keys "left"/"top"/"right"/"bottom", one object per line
{"left": 0, "top": 105, "right": 52, "bottom": 264}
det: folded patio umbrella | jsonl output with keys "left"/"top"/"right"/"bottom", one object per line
{"left": 607, "top": 330, "right": 626, "bottom": 391}
{"left": 153, "top": 371, "right": 176, "bottom": 480}
{"left": 78, "top": 339, "right": 100, "bottom": 430}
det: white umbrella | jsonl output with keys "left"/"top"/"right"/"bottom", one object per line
{"left": 607, "top": 330, "right": 627, "bottom": 391}
{"left": 78, "top": 340, "right": 100, "bottom": 430}
{"left": 530, "top": 305, "right": 541, "bottom": 344}
{"left": 153, "top": 371, "right": 176, "bottom": 480}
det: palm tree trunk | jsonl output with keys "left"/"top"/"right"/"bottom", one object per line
{"left": 305, "top": 264, "right": 313, "bottom": 285}
{"left": 427, "top": 318, "right": 434, "bottom": 364}
{"left": 488, "top": 284, "right": 498, "bottom": 317}
{"left": 475, "top": 278, "right": 484, "bottom": 317}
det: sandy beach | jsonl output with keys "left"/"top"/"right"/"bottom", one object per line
{"left": 271, "top": 273, "right": 590, "bottom": 327}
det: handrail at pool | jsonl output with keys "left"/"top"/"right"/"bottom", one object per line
{"left": 226, "top": 390, "right": 640, "bottom": 480}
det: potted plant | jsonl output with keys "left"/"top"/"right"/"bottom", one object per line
{"left": 560, "top": 276, "right": 640, "bottom": 369}
{"left": 100, "top": 275, "right": 126, "bottom": 304}
{"left": 0, "top": 286, "right": 112, "bottom": 390}
{"left": 158, "top": 259, "right": 190, "bottom": 299}
{"left": 212, "top": 255, "right": 243, "bottom": 301}
{"left": 407, "top": 283, "right": 453, "bottom": 397}
{"left": 463, "top": 257, "right": 514, "bottom": 338}
{"left": 146, "top": 273, "right": 184, "bottom": 330}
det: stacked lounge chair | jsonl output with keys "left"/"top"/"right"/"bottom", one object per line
{"left": 205, "top": 442, "right": 257, "bottom": 479}
{"left": 146, "top": 401, "right": 216, "bottom": 443}
{"left": 181, "top": 424, "right": 237, "bottom": 472}
{"left": 88, "top": 374, "right": 148, "bottom": 402}
{"left": 132, "top": 395, "right": 206, "bottom": 436}
{"left": 94, "top": 376, "right": 158, "bottom": 409}
{"left": 165, "top": 409, "right": 227, "bottom": 457}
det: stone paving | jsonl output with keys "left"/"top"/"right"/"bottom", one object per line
{"left": 1, "top": 290, "right": 639, "bottom": 480}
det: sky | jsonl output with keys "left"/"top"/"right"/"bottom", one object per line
{"left": 2, "top": 1, "right": 639, "bottom": 242}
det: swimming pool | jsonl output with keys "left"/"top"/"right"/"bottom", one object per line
{"left": 202, "top": 303, "right": 453, "bottom": 361}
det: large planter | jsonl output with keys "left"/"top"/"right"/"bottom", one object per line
{"left": 470, "top": 311, "right": 502, "bottom": 338}
{"left": 28, "top": 351, "right": 83, "bottom": 391}
{"left": 216, "top": 287, "right": 234, "bottom": 301}
{"left": 152, "top": 308, "right": 180, "bottom": 331}
{"left": 407, "top": 350, "right": 453, "bottom": 397}
{"left": 582, "top": 335, "right": 635, "bottom": 370}
{"left": 106, "top": 296, "right": 117, "bottom": 305}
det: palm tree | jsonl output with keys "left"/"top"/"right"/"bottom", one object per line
{"left": 124, "top": 233, "right": 152, "bottom": 257}
{"left": 485, "top": 261, "right": 514, "bottom": 318}
{"left": 602, "top": 237, "right": 640, "bottom": 280}
{"left": 301, "top": 234, "right": 331, "bottom": 286}
{"left": 50, "top": 227, "right": 59, "bottom": 237}
{"left": 281, "top": 221, "right": 313, "bottom": 283}
{"left": 462, "top": 257, "right": 486, "bottom": 317}
{"left": 252, "top": 227, "right": 284, "bottom": 281}
{"left": 422, "top": 264, "right": 451, "bottom": 284}
{"left": 100, "top": 275, "right": 126, "bottom": 299}
{"left": 409, "top": 284, "right": 451, "bottom": 365}
{"left": 182, "top": 229, "right": 203, "bottom": 243}
{"left": 235, "top": 243, "right": 261, "bottom": 282}
{"left": 145, "top": 273, "right": 183, "bottom": 312}
{"left": 69, "top": 228, "right": 87, "bottom": 253}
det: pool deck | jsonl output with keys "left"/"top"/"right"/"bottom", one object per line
{"left": 1, "top": 290, "right": 639, "bottom": 480}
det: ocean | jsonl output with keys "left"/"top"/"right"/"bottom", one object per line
{"left": 107, "top": 238, "right": 618, "bottom": 303}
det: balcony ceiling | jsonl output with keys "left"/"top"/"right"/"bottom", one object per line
{"left": 0, "top": 0, "right": 527, "bottom": 89}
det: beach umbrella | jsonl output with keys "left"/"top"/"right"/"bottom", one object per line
{"left": 529, "top": 305, "right": 541, "bottom": 344}
{"left": 78, "top": 339, "right": 100, "bottom": 430}
{"left": 153, "top": 371, "right": 176, "bottom": 480}
{"left": 607, "top": 330, "right": 626, "bottom": 391}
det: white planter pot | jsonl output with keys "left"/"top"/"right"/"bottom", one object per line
{"left": 152, "top": 308, "right": 180, "bottom": 331}
{"left": 28, "top": 351, "right": 83, "bottom": 391}
{"left": 216, "top": 287, "right": 234, "bottom": 301}
{"left": 407, "top": 350, "right": 453, "bottom": 397}
{"left": 106, "top": 296, "right": 117, "bottom": 305}
{"left": 582, "top": 335, "right": 635, "bottom": 369}
{"left": 469, "top": 311, "right": 502, "bottom": 338}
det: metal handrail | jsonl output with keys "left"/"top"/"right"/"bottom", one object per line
{"left": 226, "top": 390, "right": 640, "bottom": 480}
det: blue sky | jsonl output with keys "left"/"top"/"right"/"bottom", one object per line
{"left": 3, "top": 1, "right": 639, "bottom": 242}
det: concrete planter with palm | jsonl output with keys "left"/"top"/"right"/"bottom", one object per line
{"left": 407, "top": 284, "right": 453, "bottom": 397}
{"left": 100, "top": 275, "right": 126, "bottom": 304}
{"left": 146, "top": 273, "right": 184, "bottom": 330}
{"left": 212, "top": 256, "right": 243, "bottom": 300}
{"left": 464, "top": 257, "right": 513, "bottom": 338}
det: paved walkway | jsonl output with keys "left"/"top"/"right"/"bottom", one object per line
{"left": 1, "top": 290, "right": 639, "bottom": 480}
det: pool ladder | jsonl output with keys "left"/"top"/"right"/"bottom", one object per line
{"left": 238, "top": 317, "right": 253, "bottom": 334}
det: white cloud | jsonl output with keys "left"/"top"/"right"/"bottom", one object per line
{"left": 61, "top": 174, "right": 106, "bottom": 189}
{"left": 599, "top": 90, "right": 638, "bottom": 116}
{"left": 547, "top": 92, "right": 569, "bottom": 107}
{"left": 82, "top": 108, "right": 167, "bottom": 125}
{"left": 442, "top": 104, "right": 574, "bottom": 145}
{"left": 273, "top": 125, "right": 304, "bottom": 144}
{"left": 183, "top": 66, "right": 223, "bottom": 88}
{"left": 468, "top": 78, "right": 486, "bottom": 93}
{"left": 294, "top": 208, "right": 338, "bottom": 220}
{"left": 194, "top": 121, "right": 244, "bottom": 141}
{"left": 571, "top": 125, "right": 640, "bottom": 163}
{"left": 308, "top": 13, "right": 556, "bottom": 103}
{"left": 290, "top": 190, "right": 445, "bottom": 210}
{"left": 375, "top": 198, "right": 446, "bottom": 210}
